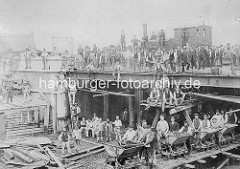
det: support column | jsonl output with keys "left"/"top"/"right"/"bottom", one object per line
{"left": 128, "top": 96, "right": 134, "bottom": 127}
{"left": 135, "top": 89, "right": 143, "bottom": 123}
{"left": 53, "top": 93, "right": 57, "bottom": 134}
{"left": 103, "top": 95, "right": 109, "bottom": 121}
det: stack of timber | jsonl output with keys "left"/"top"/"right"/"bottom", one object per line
{"left": 0, "top": 137, "right": 66, "bottom": 169}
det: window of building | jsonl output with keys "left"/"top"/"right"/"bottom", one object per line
{"left": 29, "top": 110, "right": 35, "bottom": 123}
{"left": 203, "top": 29, "right": 206, "bottom": 38}
{"left": 21, "top": 111, "right": 29, "bottom": 124}
{"left": 21, "top": 109, "right": 38, "bottom": 124}
{"left": 197, "top": 28, "right": 199, "bottom": 38}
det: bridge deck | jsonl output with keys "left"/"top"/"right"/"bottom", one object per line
{"left": 156, "top": 143, "right": 240, "bottom": 169}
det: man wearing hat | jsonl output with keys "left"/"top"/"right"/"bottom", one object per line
{"left": 24, "top": 48, "right": 32, "bottom": 69}
{"left": 140, "top": 125, "right": 158, "bottom": 169}
{"left": 121, "top": 125, "right": 136, "bottom": 144}
{"left": 112, "top": 60, "right": 121, "bottom": 80}
{"left": 41, "top": 48, "right": 49, "bottom": 70}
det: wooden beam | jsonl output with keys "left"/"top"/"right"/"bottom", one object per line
{"left": 79, "top": 88, "right": 135, "bottom": 97}
{"left": 222, "top": 152, "right": 240, "bottom": 160}
{"left": 226, "top": 108, "right": 240, "bottom": 114}
{"left": 93, "top": 93, "right": 108, "bottom": 98}
{"left": 217, "top": 158, "right": 229, "bottom": 169}
{"left": 193, "top": 93, "right": 240, "bottom": 104}
{"left": 45, "top": 146, "right": 64, "bottom": 168}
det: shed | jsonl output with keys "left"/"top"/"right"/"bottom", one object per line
{"left": 0, "top": 95, "right": 51, "bottom": 139}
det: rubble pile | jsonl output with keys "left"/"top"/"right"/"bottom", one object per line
{"left": 0, "top": 137, "right": 64, "bottom": 169}
{"left": 0, "top": 137, "right": 113, "bottom": 169}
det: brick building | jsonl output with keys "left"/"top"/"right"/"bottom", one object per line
{"left": 174, "top": 25, "right": 212, "bottom": 47}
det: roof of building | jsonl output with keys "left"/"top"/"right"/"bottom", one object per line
{"left": 0, "top": 95, "right": 47, "bottom": 111}
{"left": 0, "top": 34, "right": 36, "bottom": 52}
{"left": 174, "top": 25, "right": 211, "bottom": 30}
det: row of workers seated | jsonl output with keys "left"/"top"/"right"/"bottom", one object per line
{"left": 147, "top": 86, "right": 186, "bottom": 110}
{"left": 121, "top": 109, "right": 238, "bottom": 151}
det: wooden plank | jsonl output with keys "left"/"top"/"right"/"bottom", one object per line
{"left": 45, "top": 146, "right": 64, "bottom": 167}
{"left": 78, "top": 88, "right": 135, "bottom": 97}
{"left": 11, "top": 149, "right": 34, "bottom": 163}
{"left": 197, "top": 159, "right": 206, "bottom": 164}
{"left": 67, "top": 148, "right": 105, "bottom": 162}
{"left": 184, "top": 164, "right": 195, "bottom": 168}
{"left": 222, "top": 152, "right": 240, "bottom": 159}
{"left": 63, "top": 144, "right": 104, "bottom": 158}
{"left": 217, "top": 158, "right": 229, "bottom": 169}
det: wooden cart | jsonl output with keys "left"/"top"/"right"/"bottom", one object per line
{"left": 161, "top": 133, "right": 190, "bottom": 159}
{"left": 104, "top": 142, "right": 144, "bottom": 169}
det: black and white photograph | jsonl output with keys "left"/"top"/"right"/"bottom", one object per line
{"left": 0, "top": 0, "right": 240, "bottom": 168}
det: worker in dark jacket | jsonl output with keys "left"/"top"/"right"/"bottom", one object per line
{"left": 140, "top": 126, "right": 158, "bottom": 169}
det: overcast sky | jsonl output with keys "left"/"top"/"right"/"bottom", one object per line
{"left": 0, "top": 0, "right": 240, "bottom": 52}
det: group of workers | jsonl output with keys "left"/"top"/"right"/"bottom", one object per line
{"left": 147, "top": 83, "right": 186, "bottom": 112}
{"left": 118, "top": 108, "right": 238, "bottom": 168}
{"left": 17, "top": 29, "right": 240, "bottom": 76}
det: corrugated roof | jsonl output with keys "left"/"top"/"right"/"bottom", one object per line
{"left": 0, "top": 95, "right": 47, "bottom": 111}
{"left": 0, "top": 34, "right": 36, "bottom": 52}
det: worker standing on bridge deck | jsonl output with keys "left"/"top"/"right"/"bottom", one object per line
{"left": 24, "top": 48, "right": 32, "bottom": 69}
{"left": 61, "top": 50, "right": 69, "bottom": 70}
{"left": 41, "top": 48, "right": 49, "bottom": 70}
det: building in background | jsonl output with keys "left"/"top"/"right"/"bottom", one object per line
{"left": 174, "top": 24, "right": 212, "bottom": 47}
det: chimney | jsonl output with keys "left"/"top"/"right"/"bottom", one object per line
{"left": 142, "top": 24, "right": 147, "bottom": 37}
